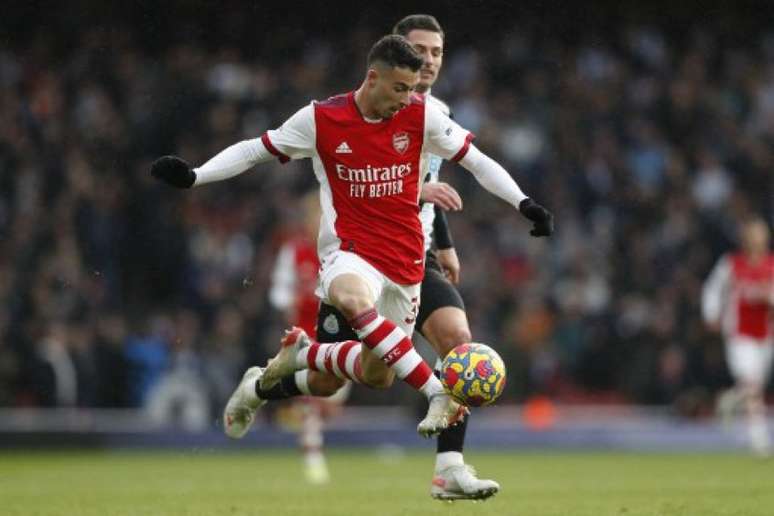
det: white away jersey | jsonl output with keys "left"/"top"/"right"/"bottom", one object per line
{"left": 419, "top": 94, "right": 451, "bottom": 251}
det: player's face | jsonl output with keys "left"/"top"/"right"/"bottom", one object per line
{"left": 742, "top": 221, "right": 771, "bottom": 255}
{"left": 405, "top": 29, "right": 444, "bottom": 92}
{"left": 369, "top": 65, "right": 420, "bottom": 118}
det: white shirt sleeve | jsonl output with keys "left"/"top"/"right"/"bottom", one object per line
{"left": 262, "top": 103, "right": 316, "bottom": 161}
{"left": 269, "top": 244, "right": 297, "bottom": 311}
{"left": 459, "top": 145, "right": 528, "bottom": 209}
{"left": 192, "top": 103, "right": 316, "bottom": 187}
{"left": 193, "top": 138, "right": 274, "bottom": 186}
{"left": 425, "top": 101, "right": 527, "bottom": 209}
{"left": 424, "top": 101, "right": 474, "bottom": 162}
{"left": 702, "top": 255, "right": 730, "bottom": 325}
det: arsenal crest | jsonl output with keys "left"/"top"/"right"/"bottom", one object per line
{"left": 392, "top": 132, "right": 410, "bottom": 154}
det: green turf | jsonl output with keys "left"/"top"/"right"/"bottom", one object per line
{"left": 1, "top": 449, "right": 773, "bottom": 515}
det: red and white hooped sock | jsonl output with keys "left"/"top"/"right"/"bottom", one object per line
{"left": 299, "top": 340, "right": 365, "bottom": 383}
{"left": 349, "top": 308, "right": 442, "bottom": 397}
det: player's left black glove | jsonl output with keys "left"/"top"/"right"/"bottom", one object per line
{"left": 519, "top": 198, "right": 554, "bottom": 237}
{"left": 150, "top": 156, "right": 197, "bottom": 188}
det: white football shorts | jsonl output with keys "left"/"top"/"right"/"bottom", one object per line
{"left": 725, "top": 335, "right": 774, "bottom": 386}
{"left": 316, "top": 250, "right": 420, "bottom": 337}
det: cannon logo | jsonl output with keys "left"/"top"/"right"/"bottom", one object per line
{"left": 393, "top": 132, "right": 410, "bottom": 154}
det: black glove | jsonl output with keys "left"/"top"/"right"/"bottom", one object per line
{"left": 150, "top": 156, "right": 197, "bottom": 188}
{"left": 519, "top": 198, "right": 554, "bottom": 237}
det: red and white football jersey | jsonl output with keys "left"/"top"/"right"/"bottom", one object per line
{"left": 269, "top": 236, "right": 321, "bottom": 336}
{"left": 260, "top": 91, "right": 473, "bottom": 285}
{"left": 702, "top": 253, "right": 774, "bottom": 341}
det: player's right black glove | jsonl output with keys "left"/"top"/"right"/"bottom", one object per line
{"left": 519, "top": 198, "right": 554, "bottom": 237}
{"left": 150, "top": 156, "right": 197, "bottom": 188}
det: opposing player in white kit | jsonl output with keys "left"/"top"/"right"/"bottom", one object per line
{"left": 702, "top": 218, "right": 774, "bottom": 456}
{"left": 151, "top": 35, "right": 552, "bottom": 439}
{"left": 268, "top": 192, "right": 350, "bottom": 484}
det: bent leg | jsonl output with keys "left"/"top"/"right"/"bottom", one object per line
{"left": 726, "top": 338, "right": 772, "bottom": 456}
{"left": 741, "top": 381, "right": 770, "bottom": 456}
{"left": 328, "top": 273, "right": 439, "bottom": 395}
{"left": 417, "top": 267, "right": 498, "bottom": 499}
{"left": 421, "top": 306, "right": 472, "bottom": 358}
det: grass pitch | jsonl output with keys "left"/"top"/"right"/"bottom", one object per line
{"left": 2, "top": 449, "right": 773, "bottom": 515}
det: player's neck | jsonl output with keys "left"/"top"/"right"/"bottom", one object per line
{"left": 353, "top": 86, "right": 382, "bottom": 121}
{"left": 746, "top": 250, "right": 766, "bottom": 263}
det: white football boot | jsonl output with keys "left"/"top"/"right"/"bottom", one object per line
{"left": 223, "top": 366, "right": 266, "bottom": 439}
{"left": 716, "top": 388, "right": 742, "bottom": 431}
{"left": 431, "top": 465, "right": 500, "bottom": 501}
{"left": 750, "top": 418, "right": 772, "bottom": 459}
{"left": 304, "top": 452, "right": 331, "bottom": 485}
{"left": 417, "top": 393, "right": 468, "bottom": 438}
{"left": 260, "top": 326, "right": 311, "bottom": 390}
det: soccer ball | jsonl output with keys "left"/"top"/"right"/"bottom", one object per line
{"left": 441, "top": 343, "right": 506, "bottom": 407}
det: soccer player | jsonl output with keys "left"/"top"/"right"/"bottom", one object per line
{"left": 702, "top": 218, "right": 774, "bottom": 457}
{"left": 269, "top": 192, "right": 348, "bottom": 484}
{"left": 312, "top": 15, "right": 504, "bottom": 500}
{"left": 152, "top": 35, "right": 552, "bottom": 439}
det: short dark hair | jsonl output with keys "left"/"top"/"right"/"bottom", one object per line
{"left": 367, "top": 35, "right": 423, "bottom": 72}
{"left": 392, "top": 14, "right": 444, "bottom": 40}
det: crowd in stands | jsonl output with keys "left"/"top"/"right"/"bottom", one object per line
{"left": 1, "top": 8, "right": 772, "bottom": 424}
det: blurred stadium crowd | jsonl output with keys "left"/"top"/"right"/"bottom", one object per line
{"left": 1, "top": 4, "right": 772, "bottom": 422}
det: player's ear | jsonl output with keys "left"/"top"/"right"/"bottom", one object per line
{"left": 366, "top": 68, "right": 379, "bottom": 88}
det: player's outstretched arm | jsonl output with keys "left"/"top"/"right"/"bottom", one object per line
{"left": 151, "top": 104, "right": 315, "bottom": 189}
{"left": 701, "top": 255, "right": 730, "bottom": 331}
{"left": 420, "top": 182, "right": 462, "bottom": 282}
{"left": 459, "top": 145, "right": 554, "bottom": 237}
{"left": 150, "top": 138, "right": 275, "bottom": 189}
{"left": 433, "top": 206, "right": 461, "bottom": 283}
{"left": 424, "top": 101, "right": 553, "bottom": 237}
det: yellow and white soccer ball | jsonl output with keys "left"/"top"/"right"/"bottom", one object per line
{"left": 441, "top": 343, "right": 506, "bottom": 407}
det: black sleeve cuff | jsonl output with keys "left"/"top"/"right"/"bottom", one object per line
{"left": 432, "top": 205, "right": 454, "bottom": 250}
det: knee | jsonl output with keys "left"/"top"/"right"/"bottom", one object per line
{"left": 361, "top": 368, "right": 395, "bottom": 389}
{"left": 434, "top": 326, "right": 473, "bottom": 357}
{"left": 332, "top": 292, "right": 373, "bottom": 320}
{"left": 741, "top": 382, "right": 763, "bottom": 401}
